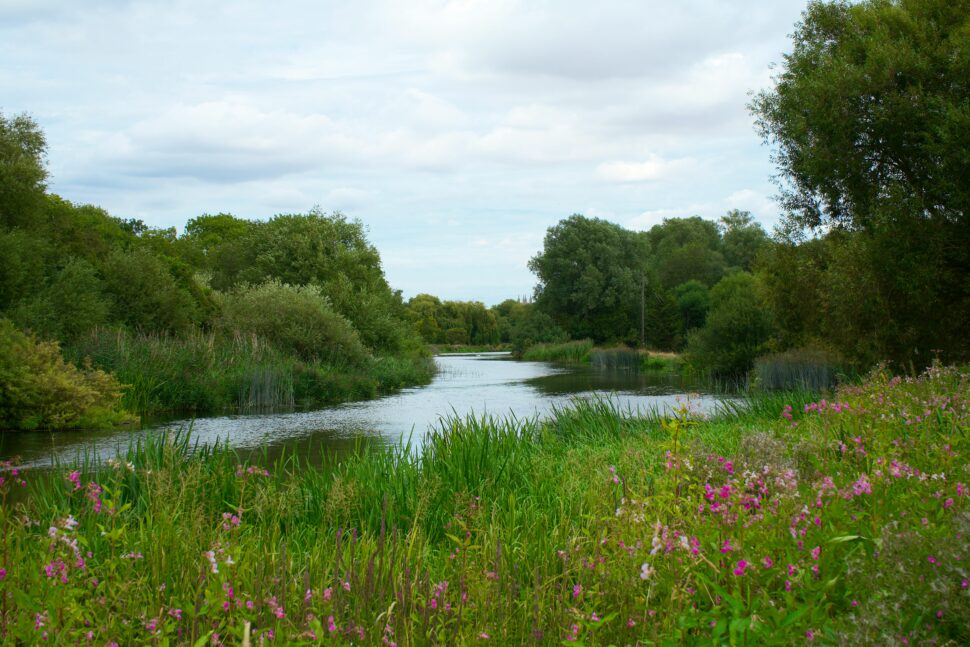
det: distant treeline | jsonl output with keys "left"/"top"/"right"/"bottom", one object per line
{"left": 0, "top": 113, "right": 431, "bottom": 429}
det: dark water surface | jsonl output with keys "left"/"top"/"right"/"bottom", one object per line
{"left": 1, "top": 353, "right": 726, "bottom": 467}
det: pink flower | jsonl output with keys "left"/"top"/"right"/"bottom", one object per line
{"left": 479, "top": 632, "right": 490, "bottom": 639}
{"left": 572, "top": 584, "right": 582, "bottom": 599}
{"left": 806, "top": 629, "right": 815, "bottom": 641}
{"left": 720, "top": 539, "right": 733, "bottom": 554}
{"left": 733, "top": 560, "right": 748, "bottom": 576}
{"left": 327, "top": 616, "right": 337, "bottom": 633}
{"left": 762, "top": 556, "right": 774, "bottom": 569}
{"left": 810, "top": 546, "right": 821, "bottom": 561}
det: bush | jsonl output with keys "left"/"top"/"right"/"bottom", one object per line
{"left": 215, "top": 280, "right": 370, "bottom": 367}
{"left": 0, "top": 319, "right": 131, "bottom": 429}
{"left": 686, "top": 272, "right": 774, "bottom": 377}
{"left": 100, "top": 248, "right": 199, "bottom": 333}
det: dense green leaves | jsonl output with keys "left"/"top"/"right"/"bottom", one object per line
{"left": 752, "top": 0, "right": 970, "bottom": 365}
{"left": 686, "top": 273, "right": 775, "bottom": 377}
{"left": 0, "top": 113, "right": 47, "bottom": 229}
{"left": 529, "top": 215, "right": 648, "bottom": 343}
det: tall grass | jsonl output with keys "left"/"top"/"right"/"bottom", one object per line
{"left": 589, "top": 347, "right": 640, "bottom": 372}
{"left": 521, "top": 339, "right": 594, "bottom": 363}
{"left": 754, "top": 346, "right": 843, "bottom": 391}
{"left": 2, "top": 366, "right": 967, "bottom": 644}
{"left": 65, "top": 328, "right": 435, "bottom": 415}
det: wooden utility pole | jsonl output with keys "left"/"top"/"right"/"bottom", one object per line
{"left": 640, "top": 274, "right": 646, "bottom": 348}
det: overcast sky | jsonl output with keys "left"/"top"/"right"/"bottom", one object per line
{"left": 1, "top": 0, "right": 807, "bottom": 304}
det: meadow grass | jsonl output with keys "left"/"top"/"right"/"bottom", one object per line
{"left": 0, "top": 364, "right": 967, "bottom": 644}
{"left": 64, "top": 328, "right": 435, "bottom": 416}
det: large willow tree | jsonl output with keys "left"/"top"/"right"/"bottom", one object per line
{"left": 752, "top": 0, "right": 970, "bottom": 366}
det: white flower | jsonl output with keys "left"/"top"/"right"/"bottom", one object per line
{"left": 640, "top": 562, "right": 654, "bottom": 580}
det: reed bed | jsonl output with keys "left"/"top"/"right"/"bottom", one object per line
{"left": 521, "top": 339, "right": 594, "bottom": 363}
{"left": 1, "top": 364, "right": 967, "bottom": 644}
{"left": 64, "top": 328, "right": 435, "bottom": 415}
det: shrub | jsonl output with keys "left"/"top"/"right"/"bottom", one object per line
{"left": 215, "top": 280, "right": 369, "bottom": 367}
{"left": 0, "top": 318, "right": 130, "bottom": 429}
{"left": 686, "top": 272, "right": 774, "bottom": 377}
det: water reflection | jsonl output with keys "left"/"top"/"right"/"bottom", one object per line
{"left": 1, "top": 353, "right": 726, "bottom": 468}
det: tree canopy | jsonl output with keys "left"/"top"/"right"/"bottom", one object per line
{"left": 752, "top": 0, "right": 970, "bottom": 365}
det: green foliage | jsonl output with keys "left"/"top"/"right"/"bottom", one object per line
{"left": 100, "top": 248, "right": 200, "bottom": 334}
{"left": 643, "top": 287, "right": 683, "bottom": 351}
{"left": 0, "top": 112, "right": 47, "bottom": 229}
{"left": 0, "top": 319, "right": 131, "bottom": 429}
{"left": 687, "top": 272, "right": 775, "bottom": 377}
{"left": 752, "top": 0, "right": 970, "bottom": 365}
{"left": 405, "top": 294, "right": 501, "bottom": 347}
{"left": 0, "top": 228, "right": 50, "bottom": 309}
{"left": 529, "top": 215, "right": 647, "bottom": 342}
{"left": 720, "top": 209, "right": 768, "bottom": 271}
{"left": 216, "top": 280, "right": 370, "bottom": 367}
{"left": 674, "top": 279, "right": 710, "bottom": 332}
{"left": 646, "top": 216, "right": 727, "bottom": 288}
{"left": 12, "top": 258, "right": 110, "bottom": 342}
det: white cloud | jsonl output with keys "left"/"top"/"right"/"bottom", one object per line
{"left": 597, "top": 155, "right": 696, "bottom": 183}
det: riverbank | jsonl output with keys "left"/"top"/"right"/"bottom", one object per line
{"left": 1, "top": 364, "right": 967, "bottom": 644}
{"left": 63, "top": 328, "right": 436, "bottom": 418}
{"left": 523, "top": 339, "right": 684, "bottom": 373}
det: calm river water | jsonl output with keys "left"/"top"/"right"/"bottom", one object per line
{"left": 1, "top": 353, "right": 726, "bottom": 468}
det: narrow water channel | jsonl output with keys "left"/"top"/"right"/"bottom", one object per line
{"left": 1, "top": 353, "right": 726, "bottom": 467}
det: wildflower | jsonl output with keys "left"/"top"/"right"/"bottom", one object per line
{"left": 479, "top": 632, "right": 490, "bottom": 640}
{"left": 733, "top": 560, "right": 748, "bottom": 576}
{"left": 810, "top": 546, "right": 821, "bottom": 561}
{"left": 762, "top": 556, "right": 774, "bottom": 569}
{"left": 720, "top": 539, "right": 733, "bottom": 554}
{"left": 67, "top": 471, "right": 81, "bottom": 491}
{"left": 327, "top": 616, "right": 337, "bottom": 633}
{"left": 943, "top": 498, "right": 954, "bottom": 510}
{"left": 627, "top": 618, "right": 636, "bottom": 628}
{"left": 0, "top": 568, "right": 5, "bottom": 581}
{"left": 572, "top": 583, "right": 582, "bottom": 599}
{"left": 590, "top": 612, "right": 600, "bottom": 622}
{"left": 274, "top": 606, "right": 285, "bottom": 619}
{"left": 322, "top": 587, "right": 332, "bottom": 601}
{"left": 639, "top": 562, "right": 654, "bottom": 580}
{"left": 806, "top": 629, "right": 815, "bottom": 641}
{"left": 169, "top": 608, "right": 183, "bottom": 620}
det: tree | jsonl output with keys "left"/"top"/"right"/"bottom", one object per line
{"left": 719, "top": 210, "right": 768, "bottom": 271}
{"left": 687, "top": 273, "right": 774, "bottom": 377}
{"left": 0, "top": 112, "right": 47, "bottom": 229}
{"left": 529, "top": 215, "right": 648, "bottom": 343}
{"left": 674, "top": 280, "right": 710, "bottom": 332}
{"left": 751, "top": 0, "right": 970, "bottom": 364}
{"left": 646, "top": 217, "right": 726, "bottom": 288}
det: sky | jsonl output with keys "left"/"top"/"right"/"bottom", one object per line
{"left": 1, "top": 0, "right": 808, "bottom": 305}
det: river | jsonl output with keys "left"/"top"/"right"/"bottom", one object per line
{"left": 0, "top": 353, "right": 726, "bottom": 468}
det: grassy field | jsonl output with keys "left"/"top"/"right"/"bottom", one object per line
{"left": 0, "top": 364, "right": 967, "bottom": 644}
